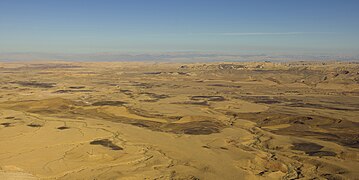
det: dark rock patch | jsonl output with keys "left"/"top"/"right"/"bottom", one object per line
{"left": 254, "top": 100, "right": 282, "bottom": 104}
{"left": 292, "top": 143, "right": 337, "bottom": 157}
{"left": 144, "top": 72, "right": 162, "bottom": 75}
{"left": 234, "top": 95, "right": 301, "bottom": 104}
{"left": 321, "top": 173, "right": 344, "bottom": 180}
{"left": 287, "top": 102, "right": 359, "bottom": 111}
{"left": 90, "top": 139, "right": 123, "bottom": 150}
{"left": 140, "top": 92, "right": 169, "bottom": 99}
{"left": 339, "top": 70, "right": 350, "bottom": 74}
{"left": 120, "top": 89, "right": 132, "bottom": 93}
{"left": 68, "top": 86, "right": 86, "bottom": 89}
{"left": 57, "top": 126, "right": 70, "bottom": 130}
{"left": 119, "top": 89, "right": 133, "bottom": 96}
{"left": 191, "top": 96, "right": 225, "bottom": 101}
{"left": 307, "top": 151, "right": 337, "bottom": 157}
{"left": 54, "top": 89, "right": 93, "bottom": 93}
{"left": 0, "top": 122, "right": 11, "bottom": 127}
{"left": 130, "top": 122, "right": 150, "bottom": 128}
{"left": 325, "top": 133, "right": 359, "bottom": 148}
{"left": 141, "top": 99, "right": 159, "bottom": 102}
{"left": 183, "top": 127, "right": 217, "bottom": 135}
{"left": 17, "top": 81, "right": 55, "bottom": 88}
{"left": 173, "top": 101, "right": 209, "bottom": 106}
{"left": 92, "top": 101, "right": 127, "bottom": 106}
{"left": 292, "top": 143, "right": 323, "bottom": 152}
{"left": 166, "top": 121, "right": 223, "bottom": 135}
{"left": 208, "top": 84, "right": 241, "bottom": 88}
{"left": 27, "top": 123, "right": 42, "bottom": 127}
{"left": 257, "top": 170, "right": 268, "bottom": 176}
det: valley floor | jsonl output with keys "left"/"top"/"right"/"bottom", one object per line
{"left": 0, "top": 61, "right": 358, "bottom": 179}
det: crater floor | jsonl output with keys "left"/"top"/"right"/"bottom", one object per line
{"left": 0, "top": 61, "right": 358, "bottom": 179}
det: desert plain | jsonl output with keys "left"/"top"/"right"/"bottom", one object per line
{"left": 0, "top": 61, "right": 358, "bottom": 179}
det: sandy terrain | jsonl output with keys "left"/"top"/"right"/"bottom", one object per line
{"left": 0, "top": 61, "right": 358, "bottom": 179}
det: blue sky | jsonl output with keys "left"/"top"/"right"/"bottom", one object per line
{"left": 1, "top": 0, "right": 359, "bottom": 54}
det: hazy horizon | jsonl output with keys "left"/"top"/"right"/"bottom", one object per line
{"left": 1, "top": 51, "right": 358, "bottom": 62}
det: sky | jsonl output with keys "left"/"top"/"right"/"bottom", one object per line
{"left": 1, "top": 0, "right": 359, "bottom": 55}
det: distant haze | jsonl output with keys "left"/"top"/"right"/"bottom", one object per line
{"left": 0, "top": 52, "right": 358, "bottom": 62}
